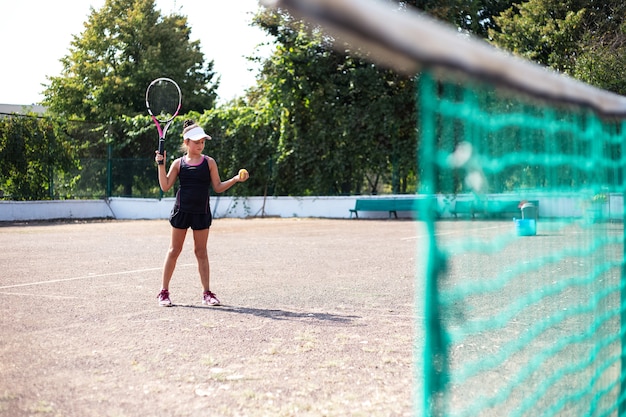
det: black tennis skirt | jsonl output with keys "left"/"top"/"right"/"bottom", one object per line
{"left": 169, "top": 206, "right": 212, "bottom": 230}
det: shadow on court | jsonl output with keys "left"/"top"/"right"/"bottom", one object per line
{"left": 173, "top": 304, "right": 362, "bottom": 323}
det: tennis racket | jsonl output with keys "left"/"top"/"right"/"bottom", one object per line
{"left": 145, "top": 77, "right": 182, "bottom": 165}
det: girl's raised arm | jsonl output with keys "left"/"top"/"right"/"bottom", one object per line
{"left": 157, "top": 152, "right": 180, "bottom": 192}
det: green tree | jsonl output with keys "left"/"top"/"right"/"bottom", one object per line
{"left": 573, "top": 19, "right": 626, "bottom": 95}
{"left": 490, "top": 0, "right": 626, "bottom": 94}
{"left": 489, "top": 0, "right": 585, "bottom": 73}
{"left": 245, "top": 1, "right": 528, "bottom": 196}
{"left": 43, "top": 0, "right": 218, "bottom": 122}
{"left": 411, "top": 0, "right": 516, "bottom": 38}
{"left": 249, "top": 9, "right": 417, "bottom": 196}
{"left": 197, "top": 104, "right": 276, "bottom": 197}
{"left": 0, "top": 116, "right": 80, "bottom": 200}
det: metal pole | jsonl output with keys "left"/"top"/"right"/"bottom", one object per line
{"left": 107, "top": 143, "right": 112, "bottom": 198}
{"left": 106, "top": 118, "right": 112, "bottom": 198}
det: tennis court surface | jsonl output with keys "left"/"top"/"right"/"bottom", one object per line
{"left": 0, "top": 218, "right": 419, "bottom": 417}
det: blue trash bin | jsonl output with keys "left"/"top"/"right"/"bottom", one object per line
{"left": 515, "top": 218, "right": 536, "bottom": 236}
{"left": 515, "top": 202, "right": 537, "bottom": 236}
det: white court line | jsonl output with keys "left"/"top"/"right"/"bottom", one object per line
{"left": 0, "top": 291, "right": 82, "bottom": 299}
{"left": 0, "top": 263, "right": 195, "bottom": 290}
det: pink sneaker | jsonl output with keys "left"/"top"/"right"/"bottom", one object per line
{"left": 202, "top": 291, "right": 221, "bottom": 306}
{"left": 157, "top": 289, "right": 172, "bottom": 307}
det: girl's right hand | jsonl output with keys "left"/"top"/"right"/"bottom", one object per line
{"left": 155, "top": 150, "right": 166, "bottom": 165}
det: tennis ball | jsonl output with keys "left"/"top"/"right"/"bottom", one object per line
{"left": 238, "top": 168, "right": 248, "bottom": 180}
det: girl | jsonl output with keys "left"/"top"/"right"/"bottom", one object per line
{"left": 154, "top": 119, "right": 249, "bottom": 307}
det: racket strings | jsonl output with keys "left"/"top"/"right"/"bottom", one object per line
{"left": 147, "top": 81, "right": 181, "bottom": 122}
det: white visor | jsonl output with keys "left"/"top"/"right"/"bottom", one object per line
{"left": 183, "top": 126, "right": 211, "bottom": 141}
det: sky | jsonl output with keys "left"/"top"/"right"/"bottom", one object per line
{"left": 0, "top": 0, "right": 273, "bottom": 105}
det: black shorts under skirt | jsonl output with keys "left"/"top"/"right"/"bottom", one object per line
{"left": 169, "top": 206, "right": 212, "bottom": 230}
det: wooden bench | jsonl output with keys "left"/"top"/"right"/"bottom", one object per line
{"left": 349, "top": 198, "right": 420, "bottom": 219}
{"left": 451, "top": 200, "right": 476, "bottom": 218}
{"left": 452, "top": 199, "right": 539, "bottom": 219}
{"left": 479, "top": 199, "right": 539, "bottom": 218}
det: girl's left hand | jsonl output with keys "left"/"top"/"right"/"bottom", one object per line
{"left": 237, "top": 169, "right": 249, "bottom": 182}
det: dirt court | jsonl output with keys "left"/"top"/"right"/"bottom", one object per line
{"left": 0, "top": 218, "right": 422, "bottom": 417}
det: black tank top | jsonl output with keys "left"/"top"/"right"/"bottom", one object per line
{"left": 175, "top": 156, "right": 211, "bottom": 214}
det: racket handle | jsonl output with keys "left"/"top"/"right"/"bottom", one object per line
{"left": 157, "top": 139, "right": 165, "bottom": 165}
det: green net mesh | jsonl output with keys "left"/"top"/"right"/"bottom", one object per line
{"left": 417, "top": 70, "right": 626, "bottom": 417}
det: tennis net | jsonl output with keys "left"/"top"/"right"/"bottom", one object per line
{"left": 261, "top": 0, "right": 626, "bottom": 416}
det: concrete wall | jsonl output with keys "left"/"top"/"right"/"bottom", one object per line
{"left": 0, "top": 194, "right": 623, "bottom": 222}
{"left": 0, "top": 196, "right": 381, "bottom": 221}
